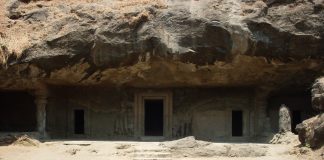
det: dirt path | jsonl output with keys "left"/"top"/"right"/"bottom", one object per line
{"left": 0, "top": 139, "right": 321, "bottom": 160}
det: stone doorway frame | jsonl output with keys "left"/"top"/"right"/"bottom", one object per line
{"left": 134, "top": 91, "right": 172, "bottom": 138}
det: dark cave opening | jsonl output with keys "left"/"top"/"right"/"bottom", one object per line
{"left": 144, "top": 99, "right": 164, "bottom": 136}
{"left": 74, "top": 109, "right": 85, "bottom": 134}
{"left": 232, "top": 110, "right": 243, "bottom": 137}
{"left": 0, "top": 91, "right": 36, "bottom": 132}
{"left": 291, "top": 110, "right": 302, "bottom": 134}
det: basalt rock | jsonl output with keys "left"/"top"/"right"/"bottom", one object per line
{"left": 312, "top": 77, "right": 324, "bottom": 111}
{"left": 296, "top": 77, "right": 324, "bottom": 149}
{"left": 0, "top": 0, "right": 323, "bottom": 89}
{"left": 296, "top": 113, "right": 324, "bottom": 149}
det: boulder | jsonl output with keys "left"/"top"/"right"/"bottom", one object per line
{"left": 296, "top": 77, "right": 324, "bottom": 148}
{"left": 296, "top": 113, "right": 324, "bottom": 149}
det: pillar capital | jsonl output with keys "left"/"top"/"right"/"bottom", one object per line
{"left": 34, "top": 84, "right": 49, "bottom": 98}
{"left": 255, "top": 87, "right": 272, "bottom": 99}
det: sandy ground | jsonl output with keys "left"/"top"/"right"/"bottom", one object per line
{"left": 0, "top": 139, "right": 322, "bottom": 160}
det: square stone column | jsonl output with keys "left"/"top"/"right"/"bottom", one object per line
{"left": 34, "top": 87, "right": 48, "bottom": 138}
{"left": 254, "top": 88, "right": 271, "bottom": 136}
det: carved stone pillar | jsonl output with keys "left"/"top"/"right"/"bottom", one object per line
{"left": 279, "top": 104, "right": 291, "bottom": 133}
{"left": 35, "top": 87, "right": 48, "bottom": 138}
{"left": 254, "top": 88, "right": 271, "bottom": 136}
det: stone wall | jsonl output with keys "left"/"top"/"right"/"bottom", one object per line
{"left": 46, "top": 86, "right": 134, "bottom": 139}
{"left": 172, "top": 88, "right": 254, "bottom": 141}
{"left": 46, "top": 87, "right": 260, "bottom": 140}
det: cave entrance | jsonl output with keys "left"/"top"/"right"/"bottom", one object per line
{"left": 135, "top": 91, "right": 172, "bottom": 138}
{"left": 0, "top": 91, "right": 36, "bottom": 132}
{"left": 74, "top": 109, "right": 85, "bottom": 134}
{"left": 144, "top": 99, "right": 164, "bottom": 136}
{"left": 291, "top": 110, "right": 302, "bottom": 134}
{"left": 232, "top": 110, "right": 243, "bottom": 137}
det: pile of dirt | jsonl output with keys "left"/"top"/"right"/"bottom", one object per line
{"left": 160, "top": 136, "right": 208, "bottom": 149}
{"left": 160, "top": 136, "right": 268, "bottom": 158}
{"left": 0, "top": 134, "right": 40, "bottom": 147}
{"left": 269, "top": 132, "right": 299, "bottom": 145}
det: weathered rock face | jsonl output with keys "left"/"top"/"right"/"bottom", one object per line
{"left": 1, "top": 0, "right": 323, "bottom": 141}
{"left": 312, "top": 77, "right": 324, "bottom": 111}
{"left": 0, "top": 0, "right": 323, "bottom": 89}
{"left": 296, "top": 113, "right": 324, "bottom": 149}
{"left": 296, "top": 77, "right": 324, "bottom": 149}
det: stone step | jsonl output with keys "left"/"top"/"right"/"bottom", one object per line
{"left": 134, "top": 149, "right": 170, "bottom": 152}
{"left": 134, "top": 152, "right": 171, "bottom": 158}
{"left": 133, "top": 158, "right": 172, "bottom": 160}
{"left": 140, "top": 136, "right": 166, "bottom": 141}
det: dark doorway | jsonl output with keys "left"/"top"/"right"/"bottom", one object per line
{"left": 144, "top": 99, "right": 164, "bottom": 136}
{"left": 232, "top": 110, "right": 243, "bottom": 137}
{"left": 292, "top": 110, "right": 302, "bottom": 134}
{"left": 0, "top": 91, "right": 36, "bottom": 132}
{"left": 74, "top": 110, "right": 85, "bottom": 134}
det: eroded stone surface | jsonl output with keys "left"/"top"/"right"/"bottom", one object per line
{"left": 0, "top": 0, "right": 323, "bottom": 89}
{"left": 312, "top": 77, "right": 324, "bottom": 111}
{"left": 0, "top": 0, "right": 323, "bottom": 149}
{"left": 296, "top": 77, "right": 324, "bottom": 149}
{"left": 279, "top": 104, "right": 291, "bottom": 133}
{"left": 296, "top": 113, "right": 324, "bottom": 149}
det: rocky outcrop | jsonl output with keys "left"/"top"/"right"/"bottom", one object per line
{"left": 296, "top": 77, "right": 324, "bottom": 149}
{"left": 296, "top": 113, "right": 324, "bottom": 149}
{"left": 161, "top": 136, "right": 268, "bottom": 157}
{"left": 312, "top": 77, "right": 324, "bottom": 111}
{"left": 0, "top": 0, "right": 323, "bottom": 89}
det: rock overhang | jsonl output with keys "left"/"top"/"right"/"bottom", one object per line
{"left": 0, "top": 0, "right": 323, "bottom": 89}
